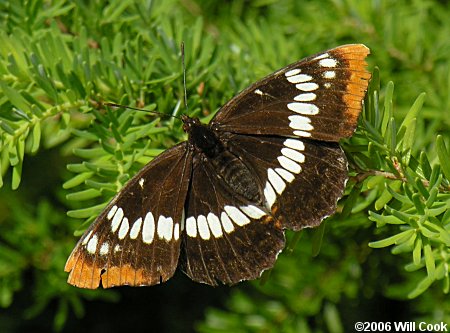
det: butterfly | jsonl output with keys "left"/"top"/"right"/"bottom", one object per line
{"left": 65, "top": 44, "right": 370, "bottom": 288}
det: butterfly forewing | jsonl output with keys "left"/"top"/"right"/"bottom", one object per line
{"left": 65, "top": 143, "right": 192, "bottom": 288}
{"left": 211, "top": 44, "right": 370, "bottom": 141}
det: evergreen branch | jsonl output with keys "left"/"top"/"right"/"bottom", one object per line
{"left": 352, "top": 169, "right": 450, "bottom": 192}
{"left": 346, "top": 76, "right": 450, "bottom": 298}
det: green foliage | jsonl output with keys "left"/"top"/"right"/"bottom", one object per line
{"left": 198, "top": 226, "right": 368, "bottom": 333}
{"left": 0, "top": 0, "right": 449, "bottom": 332}
{"left": 0, "top": 191, "right": 118, "bottom": 331}
{"left": 347, "top": 74, "right": 450, "bottom": 299}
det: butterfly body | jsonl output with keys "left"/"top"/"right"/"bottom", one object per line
{"left": 65, "top": 44, "right": 371, "bottom": 288}
{"left": 183, "top": 115, "right": 263, "bottom": 205}
{"left": 183, "top": 115, "right": 221, "bottom": 157}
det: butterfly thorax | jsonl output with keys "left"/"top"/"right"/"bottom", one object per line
{"left": 183, "top": 115, "right": 262, "bottom": 203}
{"left": 183, "top": 115, "right": 223, "bottom": 158}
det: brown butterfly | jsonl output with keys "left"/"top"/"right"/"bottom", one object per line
{"left": 65, "top": 44, "right": 370, "bottom": 289}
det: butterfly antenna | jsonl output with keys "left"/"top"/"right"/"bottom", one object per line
{"left": 104, "top": 102, "right": 182, "bottom": 120}
{"left": 181, "top": 41, "right": 188, "bottom": 112}
{"left": 104, "top": 44, "right": 190, "bottom": 120}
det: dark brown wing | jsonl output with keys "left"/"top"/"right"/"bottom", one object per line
{"left": 224, "top": 133, "right": 348, "bottom": 230}
{"left": 65, "top": 143, "right": 192, "bottom": 289}
{"left": 179, "top": 132, "right": 347, "bottom": 285}
{"left": 180, "top": 150, "right": 285, "bottom": 286}
{"left": 211, "top": 44, "right": 370, "bottom": 141}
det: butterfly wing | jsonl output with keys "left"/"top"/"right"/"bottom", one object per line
{"left": 65, "top": 143, "right": 193, "bottom": 289}
{"left": 179, "top": 132, "right": 347, "bottom": 285}
{"left": 179, "top": 45, "right": 370, "bottom": 285}
{"left": 211, "top": 44, "right": 370, "bottom": 141}
{"left": 224, "top": 133, "right": 347, "bottom": 230}
{"left": 180, "top": 151, "right": 285, "bottom": 286}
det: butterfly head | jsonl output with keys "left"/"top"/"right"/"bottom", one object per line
{"left": 181, "top": 114, "right": 200, "bottom": 132}
{"left": 182, "top": 115, "right": 222, "bottom": 158}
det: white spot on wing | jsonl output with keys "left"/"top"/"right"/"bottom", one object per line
{"left": 286, "top": 74, "right": 312, "bottom": 83}
{"left": 165, "top": 217, "right": 174, "bottom": 241}
{"left": 287, "top": 102, "right": 319, "bottom": 115}
{"left": 323, "top": 70, "right": 336, "bottom": 79}
{"left": 285, "top": 68, "right": 301, "bottom": 77}
{"left": 282, "top": 147, "right": 305, "bottom": 164}
{"left": 296, "top": 82, "right": 319, "bottom": 91}
{"left": 220, "top": 212, "right": 234, "bottom": 233}
{"left": 87, "top": 234, "right": 98, "bottom": 254}
{"left": 107, "top": 205, "right": 118, "bottom": 220}
{"left": 111, "top": 207, "right": 123, "bottom": 233}
{"left": 114, "top": 244, "right": 121, "bottom": 253}
{"left": 118, "top": 217, "right": 129, "bottom": 240}
{"left": 82, "top": 230, "right": 93, "bottom": 245}
{"left": 142, "top": 212, "right": 155, "bottom": 244}
{"left": 99, "top": 242, "right": 109, "bottom": 255}
{"left": 224, "top": 206, "right": 250, "bottom": 226}
{"left": 294, "top": 93, "right": 316, "bottom": 102}
{"left": 186, "top": 216, "right": 197, "bottom": 237}
{"left": 197, "top": 215, "right": 210, "bottom": 240}
{"left": 157, "top": 216, "right": 173, "bottom": 241}
{"left": 130, "top": 217, "right": 143, "bottom": 239}
{"left": 313, "top": 53, "right": 329, "bottom": 60}
{"left": 319, "top": 58, "right": 337, "bottom": 68}
{"left": 207, "top": 213, "right": 223, "bottom": 238}
{"left": 293, "top": 130, "right": 312, "bottom": 137}
{"left": 275, "top": 167, "right": 295, "bottom": 183}
{"left": 254, "top": 89, "right": 264, "bottom": 95}
{"left": 284, "top": 138, "right": 305, "bottom": 151}
{"left": 240, "top": 205, "right": 266, "bottom": 219}
{"left": 288, "top": 115, "right": 313, "bottom": 131}
{"left": 268, "top": 168, "right": 286, "bottom": 194}
{"left": 278, "top": 156, "right": 302, "bottom": 174}
{"left": 264, "top": 182, "right": 277, "bottom": 209}
{"left": 174, "top": 223, "right": 180, "bottom": 240}
{"left": 139, "top": 178, "right": 145, "bottom": 188}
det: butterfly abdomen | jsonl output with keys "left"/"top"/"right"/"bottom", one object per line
{"left": 187, "top": 118, "right": 263, "bottom": 204}
{"left": 210, "top": 149, "right": 261, "bottom": 203}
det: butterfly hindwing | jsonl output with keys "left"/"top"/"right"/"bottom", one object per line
{"left": 179, "top": 131, "right": 347, "bottom": 285}
{"left": 224, "top": 133, "right": 348, "bottom": 230}
{"left": 65, "top": 143, "right": 192, "bottom": 288}
{"left": 211, "top": 44, "right": 370, "bottom": 141}
{"left": 180, "top": 150, "right": 285, "bottom": 285}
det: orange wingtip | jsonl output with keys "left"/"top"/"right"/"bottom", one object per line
{"left": 334, "top": 44, "right": 371, "bottom": 90}
{"left": 65, "top": 253, "right": 157, "bottom": 289}
{"left": 332, "top": 44, "right": 371, "bottom": 136}
{"left": 65, "top": 253, "right": 102, "bottom": 289}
